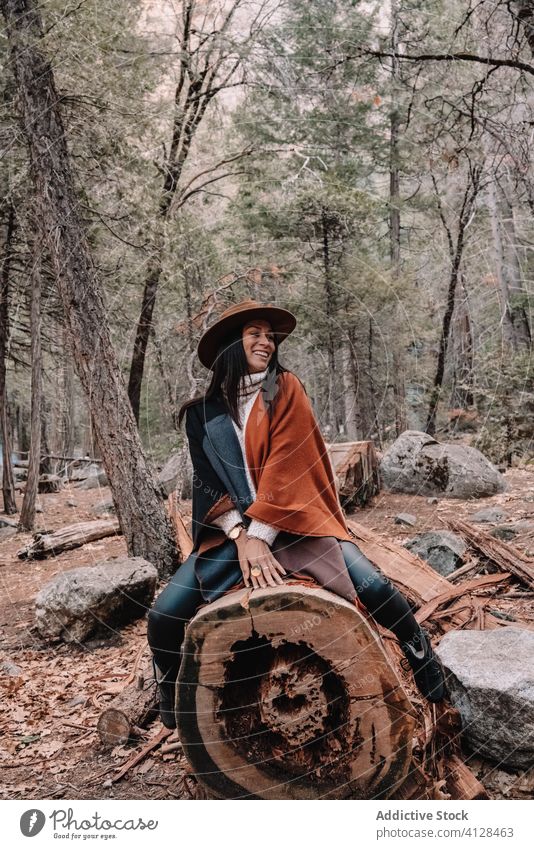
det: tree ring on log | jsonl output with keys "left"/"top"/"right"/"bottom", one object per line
{"left": 176, "top": 585, "right": 416, "bottom": 800}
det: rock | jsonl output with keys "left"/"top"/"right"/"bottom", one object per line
{"left": 470, "top": 507, "right": 508, "bottom": 523}
{"left": 0, "top": 526, "right": 17, "bottom": 542}
{"left": 491, "top": 525, "right": 519, "bottom": 541}
{"left": 66, "top": 499, "right": 78, "bottom": 508}
{"left": 69, "top": 463, "right": 102, "bottom": 482}
{"left": 394, "top": 512, "right": 417, "bottom": 527}
{"left": 66, "top": 693, "right": 87, "bottom": 707}
{"left": 436, "top": 628, "right": 534, "bottom": 768}
{"left": 380, "top": 430, "right": 505, "bottom": 499}
{"left": 35, "top": 505, "right": 43, "bottom": 513}
{"left": 404, "top": 531, "right": 466, "bottom": 577}
{"left": 0, "top": 515, "right": 18, "bottom": 528}
{"left": 92, "top": 498, "right": 116, "bottom": 516}
{"left": 510, "top": 520, "right": 534, "bottom": 534}
{"left": 1, "top": 660, "right": 22, "bottom": 676}
{"left": 158, "top": 452, "right": 182, "bottom": 497}
{"left": 35, "top": 557, "right": 158, "bottom": 643}
{"left": 75, "top": 471, "right": 108, "bottom": 490}
{"left": 427, "top": 497, "right": 438, "bottom": 505}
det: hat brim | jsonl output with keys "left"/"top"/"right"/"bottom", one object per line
{"left": 197, "top": 305, "right": 296, "bottom": 370}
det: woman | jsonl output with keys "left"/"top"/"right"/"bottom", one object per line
{"left": 148, "top": 299, "right": 445, "bottom": 728}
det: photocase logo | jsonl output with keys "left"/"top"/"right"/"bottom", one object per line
{"left": 20, "top": 810, "right": 46, "bottom": 837}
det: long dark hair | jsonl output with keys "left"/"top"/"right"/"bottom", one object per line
{"left": 177, "top": 323, "right": 290, "bottom": 428}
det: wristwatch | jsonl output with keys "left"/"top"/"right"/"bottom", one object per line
{"left": 228, "top": 523, "right": 245, "bottom": 540}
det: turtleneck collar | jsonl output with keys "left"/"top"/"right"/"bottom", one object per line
{"left": 238, "top": 367, "right": 269, "bottom": 397}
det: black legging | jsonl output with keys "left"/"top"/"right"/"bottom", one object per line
{"left": 147, "top": 539, "right": 420, "bottom": 678}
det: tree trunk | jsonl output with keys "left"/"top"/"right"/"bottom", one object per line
{"left": 389, "top": 0, "right": 407, "bottom": 437}
{"left": 19, "top": 228, "right": 42, "bottom": 530}
{"left": 0, "top": 199, "right": 17, "bottom": 514}
{"left": 176, "top": 584, "right": 416, "bottom": 799}
{"left": 487, "top": 178, "right": 518, "bottom": 349}
{"left": 498, "top": 182, "right": 531, "bottom": 348}
{"left": 1, "top": 0, "right": 177, "bottom": 577}
{"left": 426, "top": 169, "right": 480, "bottom": 435}
{"left": 61, "top": 330, "right": 76, "bottom": 461}
{"left": 451, "top": 278, "right": 474, "bottom": 409}
{"left": 321, "top": 208, "right": 338, "bottom": 436}
{"left": 342, "top": 341, "right": 359, "bottom": 439}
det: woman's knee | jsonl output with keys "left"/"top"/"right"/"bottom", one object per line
{"left": 340, "top": 541, "right": 394, "bottom": 606}
{"left": 147, "top": 554, "right": 201, "bottom": 642}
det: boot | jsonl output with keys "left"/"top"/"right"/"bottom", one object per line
{"left": 400, "top": 627, "right": 446, "bottom": 703}
{"left": 152, "top": 660, "right": 178, "bottom": 729}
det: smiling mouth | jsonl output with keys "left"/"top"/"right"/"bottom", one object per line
{"left": 253, "top": 351, "right": 270, "bottom": 359}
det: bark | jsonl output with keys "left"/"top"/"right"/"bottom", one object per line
{"left": 1, "top": 0, "right": 177, "bottom": 577}
{"left": 321, "top": 207, "right": 338, "bottom": 435}
{"left": 342, "top": 340, "right": 359, "bottom": 439}
{"left": 389, "top": 0, "right": 407, "bottom": 437}
{"left": 0, "top": 199, "right": 17, "bottom": 514}
{"left": 426, "top": 169, "right": 480, "bottom": 435}
{"left": 496, "top": 182, "right": 531, "bottom": 348}
{"left": 61, "top": 330, "right": 76, "bottom": 460}
{"left": 19, "top": 227, "right": 41, "bottom": 530}
{"left": 451, "top": 278, "right": 474, "bottom": 409}
{"left": 447, "top": 517, "right": 534, "bottom": 590}
{"left": 177, "top": 584, "right": 416, "bottom": 799}
{"left": 127, "top": 0, "right": 246, "bottom": 422}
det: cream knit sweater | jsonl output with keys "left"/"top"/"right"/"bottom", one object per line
{"left": 211, "top": 367, "right": 279, "bottom": 546}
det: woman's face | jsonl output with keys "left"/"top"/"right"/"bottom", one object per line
{"left": 242, "top": 320, "right": 275, "bottom": 373}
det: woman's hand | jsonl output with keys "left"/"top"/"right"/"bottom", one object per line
{"left": 234, "top": 530, "right": 286, "bottom": 589}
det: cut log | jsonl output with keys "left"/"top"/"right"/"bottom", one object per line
{"left": 18, "top": 519, "right": 120, "bottom": 559}
{"left": 328, "top": 440, "right": 380, "bottom": 509}
{"left": 97, "top": 667, "right": 158, "bottom": 747}
{"left": 447, "top": 518, "right": 534, "bottom": 590}
{"left": 176, "top": 584, "right": 417, "bottom": 800}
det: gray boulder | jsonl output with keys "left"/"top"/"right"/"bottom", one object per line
{"left": 380, "top": 430, "right": 505, "bottom": 498}
{"left": 35, "top": 557, "right": 157, "bottom": 643}
{"left": 404, "top": 531, "right": 466, "bottom": 577}
{"left": 394, "top": 512, "right": 417, "bottom": 527}
{"left": 75, "top": 471, "right": 108, "bottom": 490}
{"left": 0, "top": 526, "right": 17, "bottom": 543}
{"left": 470, "top": 507, "right": 508, "bottom": 523}
{"left": 92, "top": 498, "right": 116, "bottom": 516}
{"left": 491, "top": 525, "right": 518, "bottom": 541}
{"left": 436, "top": 628, "right": 534, "bottom": 768}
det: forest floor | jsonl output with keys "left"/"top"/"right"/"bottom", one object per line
{"left": 1, "top": 468, "right": 534, "bottom": 801}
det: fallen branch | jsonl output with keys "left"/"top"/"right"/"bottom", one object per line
{"left": 447, "top": 518, "right": 534, "bottom": 590}
{"left": 415, "top": 572, "right": 512, "bottom": 624}
{"left": 110, "top": 726, "right": 172, "bottom": 783}
{"left": 18, "top": 519, "right": 121, "bottom": 559}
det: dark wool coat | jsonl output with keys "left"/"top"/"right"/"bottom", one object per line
{"left": 185, "top": 371, "right": 360, "bottom": 604}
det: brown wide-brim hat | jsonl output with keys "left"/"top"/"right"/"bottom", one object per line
{"left": 197, "top": 299, "right": 297, "bottom": 370}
